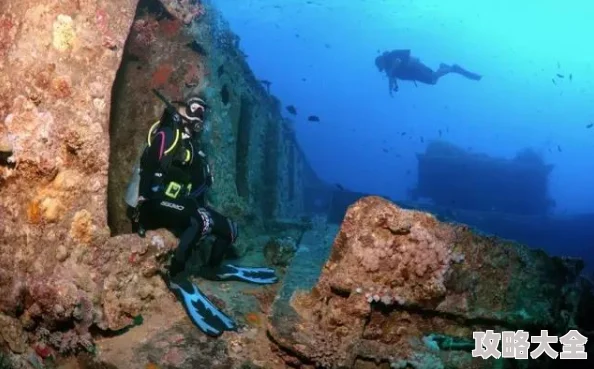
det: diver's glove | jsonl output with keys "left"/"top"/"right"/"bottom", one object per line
{"left": 201, "top": 264, "right": 278, "bottom": 285}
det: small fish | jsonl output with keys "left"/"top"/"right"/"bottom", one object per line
{"left": 406, "top": 170, "right": 411, "bottom": 175}
{"left": 335, "top": 183, "right": 344, "bottom": 191}
{"left": 569, "top": 73, "right": 573, "bottom": 81}
{"left": 301, "top": 77, "right": 307, "bottom": 82}
{"left": 324, "top": 43, "right": 331, "bottom": 49}
{"left": 552, "top": 78, "right": 557, "bottom": 85}
{"left": 556, "top": 73, "right": 564, "bottom": 78}
{"left": 420, "top": 136, "right": 424, "bottom": 143}
{"left": 382, "top": 148, "right": 388, "bottom": 153}
{"left": 286, "top": 105, "right": 297, "bottom": 115}
{"left": 438, "top": 129, "right": 442, "bottom": 137}
{"left": 586, "top": 123, "right": 593, "bottom": 129}
{"left": 308, "top": 115, "right": 320, "bottom": 122}
{"left": 557, "top": 145, "right": 562, "bottom": 152}
{"left": 557, "top": 61, "right": 561, "bottom": 69}
{"left": 401, "top": 132, "right": 406, "bottom": 136}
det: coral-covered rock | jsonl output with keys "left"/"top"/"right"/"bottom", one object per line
{"left": 0, "top": 0, "right": 188, "bottom": 355}
{"left": 268, "top": 196, "right": 594, "bottom": 368}
{"left": 0, "top": 314, "right": 27, "bottom": 353}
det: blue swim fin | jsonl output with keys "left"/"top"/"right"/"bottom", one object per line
{"left": 167, "top": 277, "right": 236, "bottom": 337}
{"left": 213, "top": 264, "right": 278, "bottom": 285}
{"left": 451, "top": 64, "right": 482, "bottom": 81}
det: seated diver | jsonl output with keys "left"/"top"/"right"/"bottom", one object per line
{"left": 127, "top": 90, "right": 278, "bottom": 337}
{"left": 375, "top": 49, "right": 482, "bottom": 96}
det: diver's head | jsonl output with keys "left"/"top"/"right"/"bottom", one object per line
{"left": 174, "top": 95, "right": 208, "bottom": 135}
{"left": 375, "top": 54, "right": 386, "bottom": 72}
{"left": 375, "top": 55, "right": 385, "bottom": 72}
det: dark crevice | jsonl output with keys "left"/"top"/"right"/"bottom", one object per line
{"left": 330, "top": 285, "right": 351, "bottom": 299}
{"left": 288, "top": 145, "right": 295, "bottom": 201}
{"left": 220, "top": 84, "right": 230, "bottom": 105}
{"left": 0, "top": 150, "right": 14, "bottom": 168}
{"left": 106, "top": 45, "right": 134, "bottom": 236}
{"left": 261, "top": 119, "right": 279, "bottom": 219}
{"left": 186, "top": 41, "right": 208, "bottom": 56}
{"left": 352, "top": 356, "right": 391, "bottom": 369}
{"left": 266, "top": 330, "right": 317, "bottom": 368}
{"left": 235, "top": 97, "right": 252, "bottom": 199}
{"left": 370, "top": 300, "right": 560, "bottom": 334}
{"left": 136, "top": 0, "right": 174, "bottom": 20}
{"left": 88, "top": 315, "right": 144, "bottom": 339}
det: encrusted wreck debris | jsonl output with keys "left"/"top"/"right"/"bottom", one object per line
{"left": 268, "top": 197, "right": 594, "bottom": 369}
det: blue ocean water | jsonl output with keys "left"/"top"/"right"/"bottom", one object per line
{"left": 213, "top": 0, "right": 594, "bottom": 266}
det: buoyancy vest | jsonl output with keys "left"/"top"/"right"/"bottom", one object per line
{"left": 146, "top": 121, "right": 196, "bottom": 199}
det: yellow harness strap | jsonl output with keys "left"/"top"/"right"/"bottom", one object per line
{"left": 147, "top": 120, "right": 180, "bottom": 155}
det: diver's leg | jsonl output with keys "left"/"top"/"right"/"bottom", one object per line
{"left": 143, "top": 197, "right": 200, "bottom": 278}
{"left": 199, "top": 208, "right": 278, "bottom": 284}
{"left": 168, "top": 216, "right": 201, "bottom": 278}
{"left": 434, "top": 63, "right": 453, "bottom": 80}
{"left": 158, "top": 201, "right": 237, "bottom": 336}
{"left": 408, "top": 63, "right": 441, "bottom": 85}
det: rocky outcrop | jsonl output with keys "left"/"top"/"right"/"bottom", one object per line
{"left": 0, "top": 0, "right": 187, "bottom": 362}
{"left": 0, "top": 0, "right": 317, "bottom": 366}
{"left": 0, "top": 0, "right": 143, "bottom": 352}
{"left": 268, "top": 196, "right": 593, "bottom": 368}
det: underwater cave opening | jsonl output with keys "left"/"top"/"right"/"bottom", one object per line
{"left": 235, "top": 96, "right": 252, "bottom": 199}
{"left": 107, "top": 0, "right": 167, "bottom": 236}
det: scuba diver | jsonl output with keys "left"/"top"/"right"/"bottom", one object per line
{"left": 125, "top": 89, "right": 278, "bottom": 337}
{"left": 375, "top": 49, "right": 482, "bottom": 96}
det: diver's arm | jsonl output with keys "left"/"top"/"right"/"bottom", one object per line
{"left": 198, "top": 149, "right": 213, "bottom": 186}
{"left": 389, "top": 76, "right": 399, "bottom": 96}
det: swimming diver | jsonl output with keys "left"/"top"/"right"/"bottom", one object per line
{"left": 125, "top": 89, "right": 278, "bottom": 337}
{"left": 375, "top": 49, "right": 482, "bottom": 96}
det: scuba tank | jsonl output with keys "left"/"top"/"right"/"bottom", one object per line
{"left": 124, "top": 160, "right": 142, "bottom": 208}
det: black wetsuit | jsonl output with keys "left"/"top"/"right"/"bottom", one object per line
{"left": 384, "top": 49, "right": 437, "bottom": 85}
{"left": 138, "top": 110, "right": 237, "bottom": 279}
